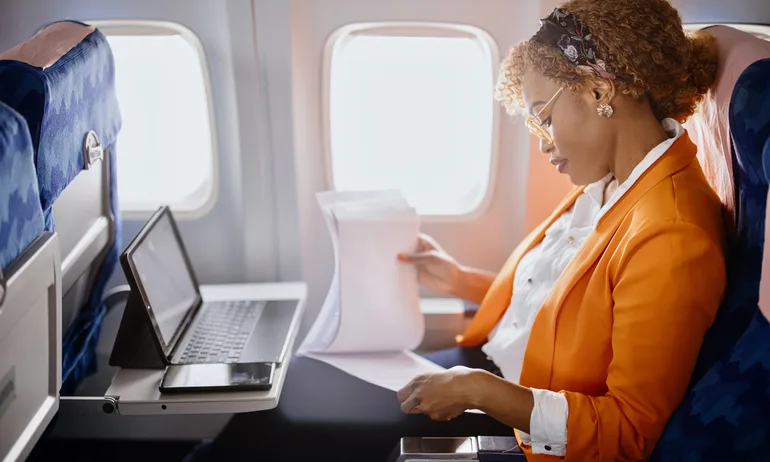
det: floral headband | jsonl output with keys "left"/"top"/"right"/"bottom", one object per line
{"left": 531, "top": 8, "right": 620, "bottom": 81}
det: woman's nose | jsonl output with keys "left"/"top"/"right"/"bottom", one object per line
{"left": 539, "top": 137, "right": 555, "bottom": 154}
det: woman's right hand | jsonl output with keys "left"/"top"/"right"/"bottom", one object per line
{"left": 398, "top": 233, "right": 463, "bottom": 297}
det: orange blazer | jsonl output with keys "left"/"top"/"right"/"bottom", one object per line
{"left": 458, "top": 132, "right": 726, "bottom": 461}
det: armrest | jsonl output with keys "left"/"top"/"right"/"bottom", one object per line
{"left": 464, "top": 301, "right": 480, "bottom": 318}
{"left": 102, "top": 284, "right": 130, "bottom": 314}
{"left": 419, "top": 298, "right": 467, "bottom": 351}
{"left": 389, "top": 437, "right": 524, "bottom": 461}
{"left": 477, "top": 436, "right": 525, "bottom": 460}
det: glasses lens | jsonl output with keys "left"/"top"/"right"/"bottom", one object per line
{"left": 525, "top": 117, "right": 552, "bottom": 144}
{"left": 525, "top": 117, "right": 540, "bottom": 136}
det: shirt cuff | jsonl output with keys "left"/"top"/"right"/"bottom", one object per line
{"left": 519, "top": 388, "right": 568, "bottom": 456}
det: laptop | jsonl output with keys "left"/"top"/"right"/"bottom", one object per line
{"left": 120, "top": 205, "right": 300, "bottom": 366}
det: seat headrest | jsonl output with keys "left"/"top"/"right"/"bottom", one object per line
{"left": 0, "top": 101, "right": 45, "bottom": 271}
{"left": 0, "top": 21, "right": 121, "bottom": 222}
{"left": 685, "top": 26, "right": 770, "bottom": 225}
{"left": 684, "top": 26, "right": 770, "bottom": 232}
{"left": 0, "top": 21, "right": 95, "bottom": 70}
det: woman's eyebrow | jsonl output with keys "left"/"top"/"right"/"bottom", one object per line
{"left": 529, "top": 100, "right": 545, "bottom": 116}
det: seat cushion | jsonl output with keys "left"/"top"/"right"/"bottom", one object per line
{"left": 0, "top": 21, "right": 121, "bottom": 228}
{"left": 652, "top": 311, "right": 770, "bottom": 462}
{"left": 0, "top": 101, "right": 44, "bottom": 270}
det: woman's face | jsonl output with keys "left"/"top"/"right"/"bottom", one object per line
{"left": 520, "top": 70, "right": 612, "bottom": 185}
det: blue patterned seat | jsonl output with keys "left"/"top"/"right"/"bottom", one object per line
{"left": 0, "top": 21, "right": 121, "bottom": 394}
{"left": 0, "top": 99, "right": 61, "bottom": 462}
{"left": 0, "top": 101, "right": 44, "bottom": 273}
{"left": 651, "top": 57, "right": 770, "bottom": 461}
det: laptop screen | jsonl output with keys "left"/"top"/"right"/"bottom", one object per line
{"left": 130, "top": 211, "right": 199, "bottom": 347}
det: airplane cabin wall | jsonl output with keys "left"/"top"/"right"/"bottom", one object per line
{"left": 0, "top": 0, "right": 769, "bottom": 443}
{"left": 0, "top": 0, "right": 536, "bottom": 346}
{"left": 2, "top": 0, "right": 769, "bottom": 350}
{"left": 0, "top": 0, "right": 541, "bottom": 353}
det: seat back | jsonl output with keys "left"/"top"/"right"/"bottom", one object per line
{"left": 683, "top": 25, "right": 770, "bottom": 384}
{"left": 0, "top": 21, "right": 122, "bottom": 394}
{"left": 759, "top": 129, "right": 770, "bottom": 323}
{"left": 652, "top": 29, "right": 770, "bottom": 461}
{"left": 0, "top": 101, "right": 62, "bottom": 462}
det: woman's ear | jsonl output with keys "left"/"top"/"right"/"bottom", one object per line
{"left": 592, "top": 78, "right": 615, "bottom": 105}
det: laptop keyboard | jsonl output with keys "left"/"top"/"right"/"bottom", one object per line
{"left": 179, "top": 300, "right": 262, "bottom": 364}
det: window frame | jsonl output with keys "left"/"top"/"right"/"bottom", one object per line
{"left": 321, "top": 22, "right": 502, "bottom": 222}
{"left": 87, "top": 19, "right": 220, "bottom": 221}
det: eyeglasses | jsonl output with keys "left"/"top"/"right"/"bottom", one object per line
{"left": 525, "top": 86, "right": 564, "bottom": 145}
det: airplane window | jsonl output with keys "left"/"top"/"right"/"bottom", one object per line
{"left": 105, "top": 31, "right": 215, "bottom": 216}
{"left": 325, "top": 25, "right": 498, "bottom": 216}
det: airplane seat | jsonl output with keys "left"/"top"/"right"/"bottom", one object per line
{"left": 0, "top": 20, "right": 122, "bottom": 395}
{"left": 0, "top": 100, "right": 63, "bottom": 461}
{"left": 650, "top": 30, "right": 770, "bottom": 461}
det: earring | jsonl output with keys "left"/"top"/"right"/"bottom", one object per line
{"left": 597, "top": 102, "right": 614, "bottom": 118}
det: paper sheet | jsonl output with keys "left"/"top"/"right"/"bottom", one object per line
{"left": 305, "top": 351, "right": 485, "bottom": 415}
{"left": 305, "top": 350, "right": 445, "bottom": 392}
{"left": 327, "top": 201, "right": 422, "bottom": 352}
{"left": 298, "top": 191, "right": 402, "bottom": 354}
{"left": 296, "top": 191, "right": 489, "bottom": 415}
{"left": 297, "top": 190, "right": 423, "bottom": 354}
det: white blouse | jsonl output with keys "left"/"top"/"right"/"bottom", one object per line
{"left": 481, "top": 118, "right": 684, "bottom": 455}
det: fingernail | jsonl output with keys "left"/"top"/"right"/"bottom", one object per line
{"left": 397, "top": 254, "right": 406, "bottom": 261}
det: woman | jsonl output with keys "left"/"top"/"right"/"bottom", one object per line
{"left": 396, "top": 0, "right": 726, "bottom": 460}
{"left": 206, "top": 1, "right": 725, "bottom": 461}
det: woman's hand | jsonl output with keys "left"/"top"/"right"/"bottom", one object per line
{"left": 398, "top": 234, "right": 497, "bottom": 304}
{"left": 398, "top": 233, "right": 463, "bottom": 296}
{"left": 399, "top": 367, "right": 536, "bottom": 433}
{"left": 397, "top": 367, "right": 478, "bottom": 421}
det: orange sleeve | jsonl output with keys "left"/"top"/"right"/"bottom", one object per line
{"left": 562, "top": 220, "right": 726, "bottom": 461}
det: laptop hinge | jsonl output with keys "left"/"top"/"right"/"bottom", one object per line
{"left": 108, "top": 290, "right": 168, "bottom": 369}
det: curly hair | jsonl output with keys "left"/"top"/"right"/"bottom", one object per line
{"left": 495, "top": 0, "right": 717, "bottom": 123}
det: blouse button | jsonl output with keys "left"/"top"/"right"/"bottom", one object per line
{"left": 527, "top": 278, "right": 532, "bottom": 283}
{"left": 567, "top": 236, "right": 575, "bottom": 244}
{"left": 545, "top": 445, "right": 552, "bottom": 451}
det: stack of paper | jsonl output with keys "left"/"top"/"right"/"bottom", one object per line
{"left": 297, "top": 190, "right": 446, "bottom": 391}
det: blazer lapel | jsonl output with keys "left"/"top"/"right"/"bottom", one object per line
{"left": 458, "top": 186, "right": 586, "bottom": 347}
{"left": 520, "top": 132, "right": 699, "bottom": 389}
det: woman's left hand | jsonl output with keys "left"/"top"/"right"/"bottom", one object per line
{"left": 397, "top": 366, "right": 478, "bottom": 421}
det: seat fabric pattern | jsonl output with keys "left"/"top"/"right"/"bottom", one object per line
{"left": 0, "top": 101, "right": 44, "bottom": 271}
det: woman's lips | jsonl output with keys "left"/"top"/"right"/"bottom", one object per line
{"left": 550, "top": 157, "right": 567, "bottom": 173}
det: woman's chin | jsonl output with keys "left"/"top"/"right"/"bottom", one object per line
{"left": 566, "top": 173, "right": 593, "bottom": 186}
